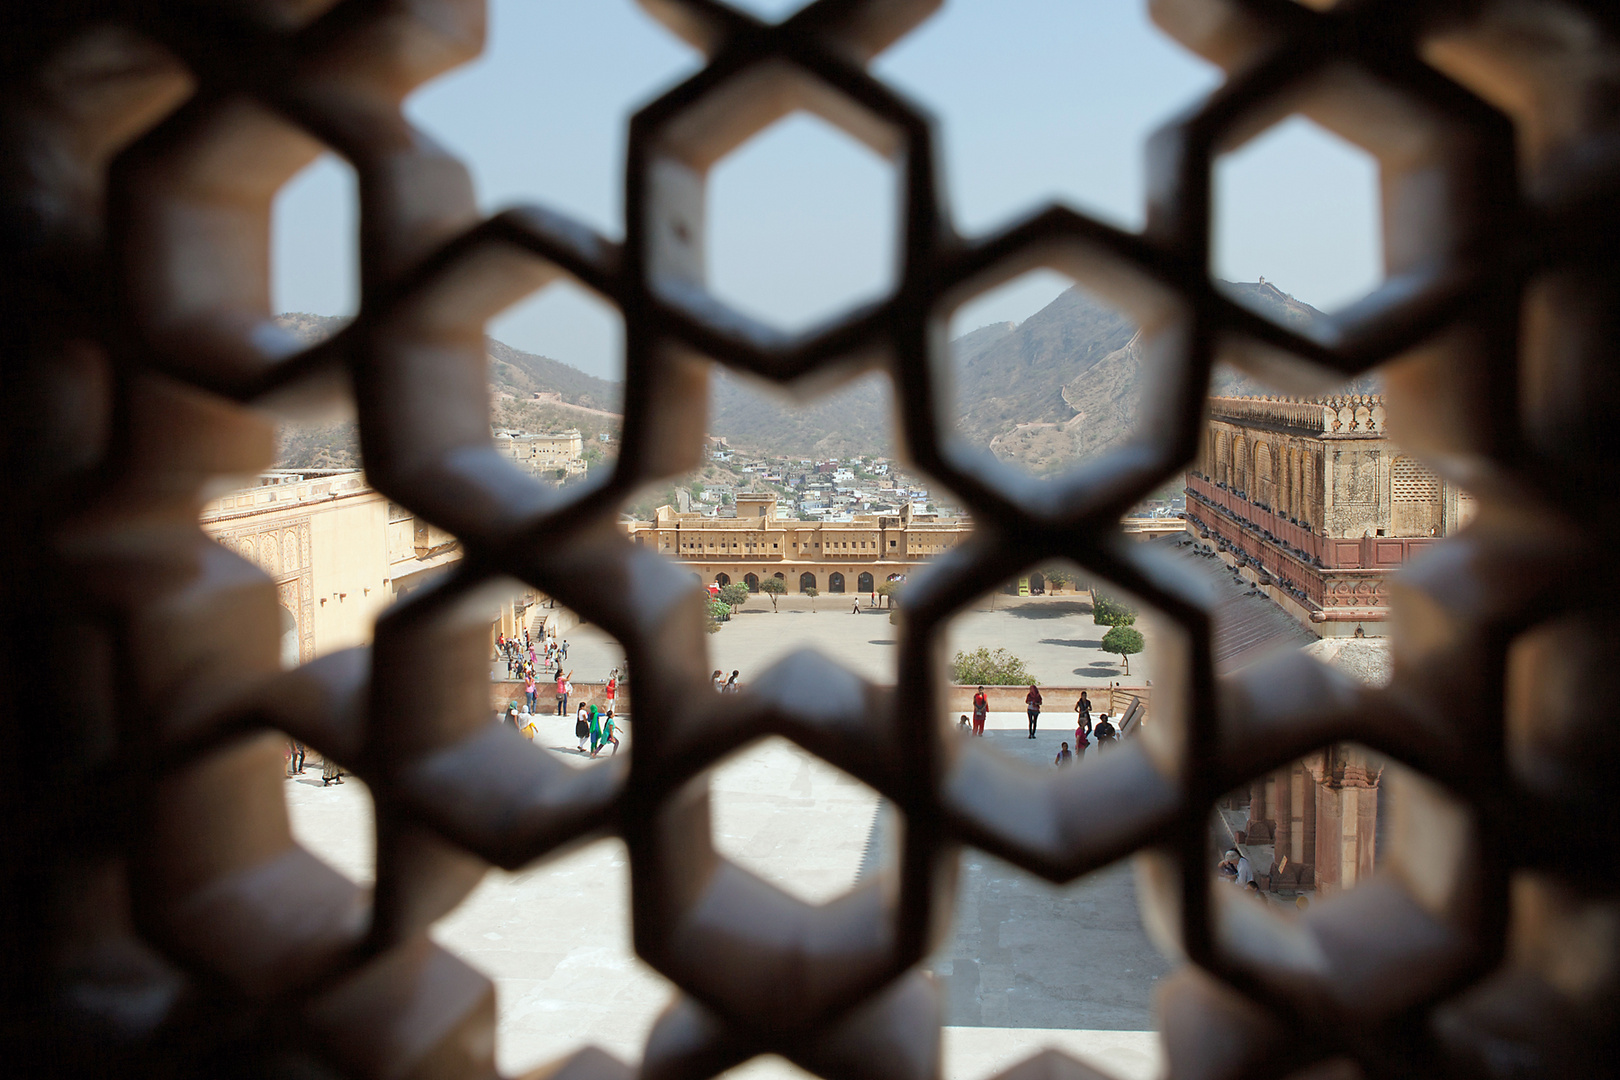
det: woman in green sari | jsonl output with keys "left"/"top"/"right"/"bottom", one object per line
{"left": 587, "top": 704, "right": 602, "bottom": 757}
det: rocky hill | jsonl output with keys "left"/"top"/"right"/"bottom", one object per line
{"left": 270, "top": 279, "right": 1364, "bottom": 471}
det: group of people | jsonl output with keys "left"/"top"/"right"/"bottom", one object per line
{"left": 711, "top": 669, "right": 741, "bottom": 693}
{"left": 496, "top": 628, "right": 570, "bottom": 687}
{"left": 961, "top": 686, "right": 1119, "bottom": 765}
{"left": 503, "top": 668, "right": 625, "bottom": 758}
{"left": 284, "top": 739, "right": 344, "bottom": 785}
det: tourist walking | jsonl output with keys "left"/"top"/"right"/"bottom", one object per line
{"left": 561, "top": 639, "right": 569, "bottom": 660}
{"left": 851, "top": 600, "right": 860, "bottom": 614}
{"left": 1025, "top": 684, "right": 1042, "bottom": 739}
{"left": 1054, "top": 742, "right": 1072, "bottom": 767}
{"left": 524, "top": 671, "right": 538, "bottom": 713}
{"left": 1075, "top": 691, "right": 1091, "bottom": 726}
{"left": 712, "top": 669, "right": 725, "bottom": 693}
{"left": 1093, "top": 712, "right": 1117, "bottom": 751}
{"left": 321, "top": 753, "right": 343, "bottom": 786}
{"left": 598, "top": 709, "right": 620, "bottom": 757}
{"left": 587, "top": 704, "right": 602, "bottom": 756}
{"left": 575, "top": 703, "right": 591, "bottom": 752}
{"left": 556, "top": 669, "right": 571, "bottom": 715}
{"left": 971, "top": 686, "right": 988, "bottom": 737}
{"left": 288, "top": 740, "right": 306, "bottom": 775}
{"left": 723, "top": 670, "right": 739, "bottom": 693}
{"left": 1074, "top": 713, "right": 1091, "bottom": 761}
{"left": 605, "top": 672, "right": 618, "bottom": 713}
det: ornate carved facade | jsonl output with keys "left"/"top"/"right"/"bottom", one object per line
{"left": 1187, "top": 396, "right": 1477, "bottom": 635}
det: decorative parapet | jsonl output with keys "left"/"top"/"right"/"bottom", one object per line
{"left": 1209, "top": 395, "right": 1386, "bottom": 436}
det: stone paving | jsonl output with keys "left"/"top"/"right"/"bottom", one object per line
{"left": 502, "top": 593, "right": 1159, "bottom": 689}
{"left": 289, "top": 686, "right": 1168, "bottom": 1080}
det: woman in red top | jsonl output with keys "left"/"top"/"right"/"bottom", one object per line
{"left": 971, "top": 686, "right": 988, "bottom": 737}
{"left": 1025, "top": 684, "right": 1043, "bottom": 739}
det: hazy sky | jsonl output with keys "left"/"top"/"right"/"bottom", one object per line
{"left": 272, "top": 0, "right": 1382, "bottom": 381}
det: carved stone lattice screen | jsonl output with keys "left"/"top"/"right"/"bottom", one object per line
{"left": 3, "top": 1, "right": 1618, "bottom": 1078}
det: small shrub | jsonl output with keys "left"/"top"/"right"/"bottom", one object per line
{"left": 951, "top": 646, "right": 1034, "bottom": 686}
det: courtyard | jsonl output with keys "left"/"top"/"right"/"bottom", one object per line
{"left": 530, "top": 592, "right": 1161, "bottom": 689}
{"left": 287, "top": 706, "right": 1169, "bottom": 1080}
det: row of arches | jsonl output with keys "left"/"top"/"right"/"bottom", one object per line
{"left": 709, "top": 571, "right": 881, "bottom": 594}
{"left": 1210, "top": 427, "right": 1320, "bottom": 527}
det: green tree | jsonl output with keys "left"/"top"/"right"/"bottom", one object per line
{"left": 1092, "top": 592, "right": 1138, "bottom": 627}
{"left": 706, "top": 597, "right": 732, "bottom": 631}
{"left": 720, "top": 492, "right": 733, "bottom": 505}
{"left": 1043, "top": 566, "right": 1073, "bottom": 592}
{"left": 689, "top": 480, "right": 705, "bottom": 500}
{"left": 804, "top": 585, "right": 818, "bottom": 612}
{"left": 718, "top": 583, "right": 749, "bottom": 610}
{"left": 875, "top": 579, "right": 903, "bottom": 609}
{"left": 951, "top": 647, "right": 1035, "bottom": 686}
{"left": 759, "top": 576, "right": 786, "bottom": 612}
{"left": 1100, "top": 624, "right": 1145, "bottom": 676}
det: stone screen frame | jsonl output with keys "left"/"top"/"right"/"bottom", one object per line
{"left": 2, "top": 2, "right": 1617, "bottom": 1079}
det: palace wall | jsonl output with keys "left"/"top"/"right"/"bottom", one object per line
{"left": 201, "top": 471, "right": 464, "bottom": 664}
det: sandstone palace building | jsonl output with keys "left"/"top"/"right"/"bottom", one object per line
{"left": 1186, "top": 395, "right": 1476, "bottom": 635}
{"left": 622, "top": 493, "right": 970, "bottom": 594}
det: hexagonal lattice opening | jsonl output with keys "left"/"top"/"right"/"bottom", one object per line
{"left": 942, "top": 560, "right": 1193, "bottom": 799}
{"left": 272, "top": 151, "right": 358, "bottom": 332}
{"left": 708, "top": 110, "right": 899, "bottom": 333}
{"left": 285, "top": 748, "right": 375, "bottom": 884}
{"left": 928, "top": 848, "right": 1171, "bottom": 1067}
{"left": 488, "top": 278, "right": 625, "bottom": 488}
{"left": 1207, "top": 744, "right": 1484, "bottom": 1019}
{"left": 431, "top": 837, "right": 676, "bottom": 1075}
{"left": 945, "top": 268, "right": 1150, "bottom": 483}
{"left": 623, "top": 366, "right": 971, "bottom": 686}
{"left": 403, "top": 1, "right": 699, "bottom": 237}
{"left": 875, "top": 0, "right": 1219, "bottom": 233}
{"left": 1214, "top": 115, "right": 1382, "bottom": 320}
{"left": 709, "top": 736, "right": 896, "bottom": 906}
{"left": 1182, "top": 361, "right": 1476, "bottom": 644}
{"left": 494, "top": 594, "right": 628, "bottom": 757}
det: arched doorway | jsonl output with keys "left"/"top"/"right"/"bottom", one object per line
{"left": 799, "top": 572, "right": 817, "bottom": 592}
{"left": 278, "top": 605, "right": 299, "bottom": 669}
{"left": 715, "top": 572, "right": 731, "bottom": 587}
{"left": 1029, "top": 571, "right": 1045, "bottom": 594}
{"left": 773, "top": 572, "right": 785, "bottom": 582}
{"left": 744, "top": 573, "right": 759, "bottom": 592}
{"left": 857, "top": 571, "right": 874, "bottom": 593}
{"left": 829, "top": 572, "right": 846, "bottom": 593}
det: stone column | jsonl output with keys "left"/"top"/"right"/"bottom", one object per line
{"left": 1290, "top": 765, "right": 1307, "bottom": 868}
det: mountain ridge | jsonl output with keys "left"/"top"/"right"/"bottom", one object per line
{"left": 271, "top": 279, "right": 1367, "bottom": 470}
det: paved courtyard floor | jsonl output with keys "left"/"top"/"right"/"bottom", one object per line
{"left": 286, "top": 710, "right": 1167, "bottom": 1080}
{"left": 519, "top": 594, "right": 1159, "bottom": 689}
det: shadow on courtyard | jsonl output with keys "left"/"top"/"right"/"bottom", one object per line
{"left": 1002, "top": 601, "right": 1094, "bottom": 620}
